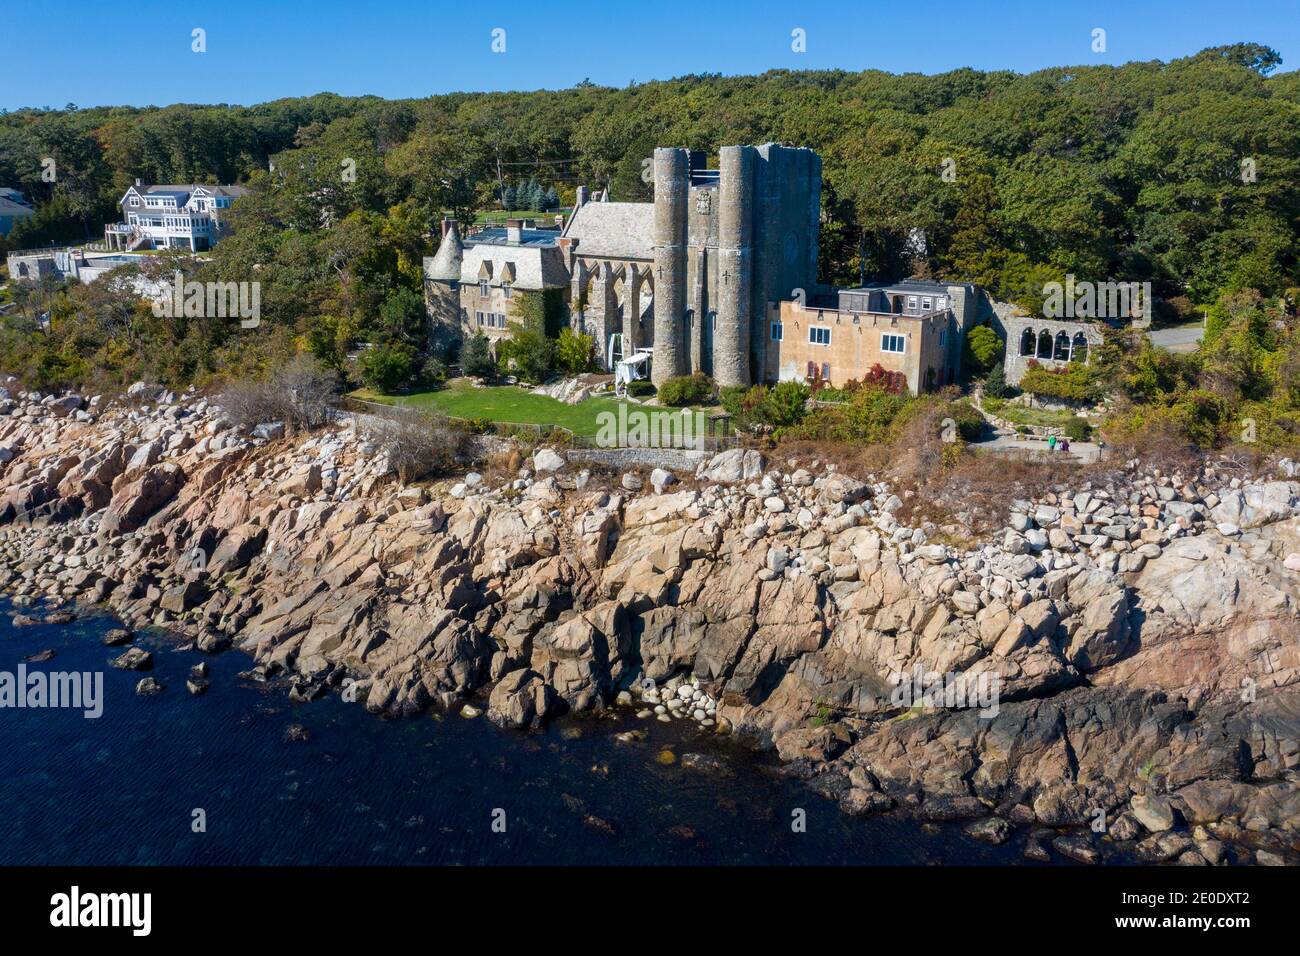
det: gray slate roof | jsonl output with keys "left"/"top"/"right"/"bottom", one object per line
{"left": 562, "top": 201, "right": 654, "bottom": 260}
{"left": 425, "top": 221, "right": 464, "bottom": 281}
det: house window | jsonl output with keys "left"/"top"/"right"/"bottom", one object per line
{"left": 881, "top": 333, "right": 905, "bottom": 353}
{"left": 770, "top": 322, "right": 783, "bottom": 342}
{"left": 476, "top": 311, "right": 484, "bottom": 327}
{"left": 129, "top": 197, "right": 139, "bottom": 207}
{"left": 907, "top": 296, "right": 918, "bottom": 310}
{"left": 479, "top": 280, "right": 489, "bottom": 297}
{"left": 809, "top": 326, "right": 831, "bottom": 346}
{"left": 502, "top": 283, "right": 512, "bottom": 300}
{"left": 938, "top": 329, "right": 946, "bottom": 348}
{"left": 821, "top": 362, "right": 830, "bottom": 380}
{"left": 922, "top": 297, "right": 932, "bottom": 311}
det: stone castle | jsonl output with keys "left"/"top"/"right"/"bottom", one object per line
{"left": 425, "top": 143, "right": 982, "bottom": 394}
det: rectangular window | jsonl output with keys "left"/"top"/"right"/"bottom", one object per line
{"left": 907, "top": 296, "right": 918, "bottom": 310}
{"left": 809, "top": 326, "right": 831, "bottom": 346}
{"left": 479, "top": 280, "right": 489, "bottom": 296}
{"left": 476, "top": 311, "right": 484, "bottom": 327}
{"left": 938, "top": 330, "right": 946, "bottom": 348}
{"left": 922, "top": 297, "right": 932, "bottom": 311}
{"left": 821, "top": 362, "right": 831, "bottom": 380}
{"left": 881, "top": 333, "right": 905, "bottom": 354}
{"left": 771, "top": 322, "right": 783, "bottom": 342}
{"left": 502, "top": 284, "right": 512, "bottom": 299}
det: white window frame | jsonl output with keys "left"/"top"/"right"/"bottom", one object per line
{"left": 907, "top": 296, "right": 918, "bottom": 310}
{"left": 922, "top": 297, "right": 932, "bottom": 311}
{"left": 809, "top": 326, "right": 831, "bottom": 347}
{"left": 881, "top": 333, "right": 906, "bottom": 354}
{"left": 479, "top": 280, "right": 489, "bottom": 297}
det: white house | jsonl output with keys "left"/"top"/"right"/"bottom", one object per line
{"left": 104, "top": 181, "right": 248, "bottom": 252}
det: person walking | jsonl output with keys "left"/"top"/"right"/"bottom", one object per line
{"left": 1047, "top": 434, "right": 1057, "bottom": 452}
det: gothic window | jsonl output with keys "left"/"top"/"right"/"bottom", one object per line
{"left": 1020, "top": 328, "right": 1035, "bottom": 356}
{"left": 1037, "top": 330, "right": 1053, "bottom": 359}
{"left": 1072, "top": 333, "right": 1089, "bottom": 363}
{"left": 1053, "top": 331, "right": 1071, "bottom": 361}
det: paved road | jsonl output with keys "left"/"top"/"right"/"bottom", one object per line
{"left": 1147, "top": 322, "right": 1204, "bottom": 353}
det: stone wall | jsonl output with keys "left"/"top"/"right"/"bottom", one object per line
{"left": 1002, "top": 315, "right": 1103, "bottom": 385}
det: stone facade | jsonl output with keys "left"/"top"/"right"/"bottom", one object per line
{"left": 1002, "top": 315, "right": 1103, "bottom": 385}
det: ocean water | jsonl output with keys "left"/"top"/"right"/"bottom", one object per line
{"left": 0, "top": 599, "right": 1026, "bottom": 865}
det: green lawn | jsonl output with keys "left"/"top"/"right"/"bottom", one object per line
{"left": 983, "top": 396, "right": 1084, "bottom": 431}
{"left": 351, "top": 378, "right": 705, "bottom": 438}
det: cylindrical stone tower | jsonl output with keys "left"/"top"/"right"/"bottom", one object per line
{"left": 716, "top": 145, "right": 754, "bottom": 388}
{"left": 652, "top": 147, "right": 688, "bottom": 386}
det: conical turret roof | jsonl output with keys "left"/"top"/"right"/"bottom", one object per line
{"left": 426, "top": 221, "right": 464, "bottom": 282}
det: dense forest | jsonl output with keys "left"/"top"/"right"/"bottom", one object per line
{"left": 3, "top": 42, "right": 1300, "bottom": 449}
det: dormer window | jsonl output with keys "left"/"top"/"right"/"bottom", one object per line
{"left": 907, "top": 296, "right": 918, "bottom": 310}
{"left": 129, "top": 196, "right": 140, "bottom": 207}
{"left": 502, "top": 283, "right": 512, "bottom": 300}
{"left": 921, "top": 297, "right": 932, "bottom": 311}
{"left": 479, "top": 280, "right": 489, "bottom": 297}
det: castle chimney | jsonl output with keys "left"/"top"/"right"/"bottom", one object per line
{"left": 576, "top": 185, "right": 589, "bottom": 208}
{"left": 441, "top": 217, "right": 458, "bottom": 239}
{"left": 506, "top": 218, "right": 524, "bottom": 243}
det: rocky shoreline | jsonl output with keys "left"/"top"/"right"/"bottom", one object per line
{"left": 2, "top": 380, "right": 1298, "bottom": 865}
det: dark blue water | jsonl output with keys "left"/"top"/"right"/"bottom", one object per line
{"left": 0, "top": 599, "right": 1023, "bottom": 865}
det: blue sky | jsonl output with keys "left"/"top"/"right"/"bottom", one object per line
{"left": 7, "top": 0, "right": 1300, "bottom": 111}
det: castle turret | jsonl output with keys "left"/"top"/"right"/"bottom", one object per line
{"left": 652, "top": 148, "right": 688, "bottom": 385}
{"left": 715, "top": 146, "right": 754, "bottom": 388}
{"left": 423, "top": 219, "right": 465, "bottom": 350}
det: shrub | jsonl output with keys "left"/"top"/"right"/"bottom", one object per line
{"left": 496, "top": 320, "right": 554, "bottom": 384}
{"left": 218, "top": 354, "right": 339, "bottom": 434}
{"left": 1018, "top": 360, "right": 1101, "bottom": 403}
{"left": 763, "top": 379, "right": 811, "bottom": 426}
{"left": 658, "top": 372, "right": 714, "bottom": 406}
{"left": 420, "top": 355, "right": 448, "bottom": 387}
{"left": 963, "top": 325, "right": 1004, "bottom": 376}
{"left": 358, "top": 341, "right": 417, "bottom": 392}
{"left": 555, "top": 326, "right": 596, "bottom": 376}
{"left": 1064, "top": 417, "right": 1092, "bottom": 442}
{"left": 362, "top": 407, "right": 472, "bottom": 482}
{"left": 626, "top": 380, "right": 656, "bottom": 397}
{"left": 983, "top": 361, "right": 1009, "bottom": 399}
{"left": 461, "top": 332, "right": 495, "bottom": 379}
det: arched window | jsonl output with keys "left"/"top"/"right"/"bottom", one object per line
{"left": 1020, "top": 327, "right": 1035, "bottom": 356}
{"left": 1072, "top": 332, "right": 1089, "bottom": 364}
{"left": 1053, "top": 331, "right": 1071, "bottom": 361}
{"left": 1037, "top": 329, "right": 1053, "bottom": 359}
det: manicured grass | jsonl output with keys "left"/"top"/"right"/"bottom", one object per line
{"left": 351, "top": 378, "right": 705, "bottom": 438}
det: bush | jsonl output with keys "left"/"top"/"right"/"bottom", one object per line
{"left": 420, "top": 355, "right": 448, "bottom": 387}
{"left": 983, "top": 361, "right": 1009, "bottom": 399}
{"left": 362, "top": 407, "right": 472, "bottom": 482}
{"left": 358, "top": 341, "right": 417, "bottom": 392}
{"left": 626, "top": 380, "right": 656, "bottom": 397}
{"left": 461, "top": 332, "right": 495, "bottom": 379}
{"left": 555, "top": 326, "right": 596, "bottom": 376}
{"left": 218, "top": 354, "right": 339, "bottom": 434}
{"left": 963, "top": 325, "right": 1004, "bottom": 376}
{"left": 658, "top": 372, "right": 714, "bottom": 406}
{"left": 1018, "top": 360, "right": 1101, "bottom": 403}
{"left": 496, "top": 320, "right": 554, "bottom": 384}
{"left": 763, "top": 379, "right": 811, "bottom": 426}
{"left": 1064, "top": 417, "right": 1092, "bottom": 442}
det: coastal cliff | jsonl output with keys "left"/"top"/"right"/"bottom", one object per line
{"left": 2, "top": 381, "right": 1298, "bottom": 865}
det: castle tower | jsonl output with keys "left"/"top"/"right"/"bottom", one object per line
{"left": 715, "top": 146, "right": 755, "bottom": 388}
{"left": 651, "top": 147, "right": 688, "bottom": 386}
{"left": 423, "top": 218, "right": 464, "bottom": 350}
